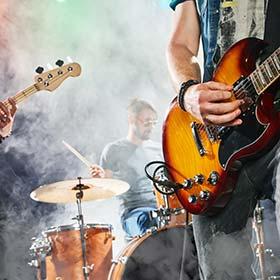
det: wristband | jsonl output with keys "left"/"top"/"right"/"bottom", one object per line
{"left": 178, "top": 79, "right": 200, "bottom": 112}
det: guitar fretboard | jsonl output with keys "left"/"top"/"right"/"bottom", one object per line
{"left": 250, "top": 47, "right": 280, "bottom": 95}
{"left": 3, "top": 84, "right": 38, "bottom": 107}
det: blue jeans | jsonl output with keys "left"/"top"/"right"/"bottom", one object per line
{"left": 193, "top": 139, "right": 280, "bottom": 279}
{"left": 122, "top": 207, "right": 157, "bottom": 238}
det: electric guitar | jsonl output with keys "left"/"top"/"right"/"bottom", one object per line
{"left": 2, "top": 60, "right": 81, "bottom": 108}
{"left": 163, "top": 37, "right": 280, "bottom": 215}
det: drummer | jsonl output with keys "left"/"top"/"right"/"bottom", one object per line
{"left": 90, "top": 98, "right": 162, "bottom": 238}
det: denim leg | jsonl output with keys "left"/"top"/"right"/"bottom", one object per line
{"left": 193, "top": 138, "right": 280, "bottom": 280}
{"left": 122, "top": 207, "right": 157, "bottom": 238}
{"left": 245, "top": 139, "right": 280, "bottom": 238}
{"left": 193, "top": 166, "right": 257, "bottom": 280}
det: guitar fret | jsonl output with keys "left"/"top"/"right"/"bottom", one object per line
{"left": 250, "top": 47, "right": 280, "bottom": 95}
{"left": 14, "top": 85, "right": 37, "bottom": 104}
{"left": 258, "top": 66, "right": 268, "bottom": 85}
{"left": 251, "top": 72, "right": 263, "bottom": 93}
{"left": 273, "top": 55, "right": 280, "bottom": 70}
{"left": 265, "top": 63, "right": 273, "bottom": 78}
{"left": 262, "top": 63, "right": 273, "bottom": 83}
{"left": 268, "top": 57, "right": 279, "bottom": 77}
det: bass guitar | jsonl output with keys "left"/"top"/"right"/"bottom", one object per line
{"left": 3, "top": 60, "right": 81, "bottom": 108}
{"left": 163, "top": 37, "right": 280, "bottom": 215}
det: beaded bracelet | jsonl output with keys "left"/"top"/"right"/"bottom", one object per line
{"left": 178, "top": 79, "right": 200, "bottom": 112}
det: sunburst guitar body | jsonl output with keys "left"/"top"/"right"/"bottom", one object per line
{"left": 163, "top": 38, "right": 280, "bottom": 215}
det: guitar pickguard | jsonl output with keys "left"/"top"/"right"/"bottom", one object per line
{"left": 218, "top": 105, "right": 267, "bottom": 168}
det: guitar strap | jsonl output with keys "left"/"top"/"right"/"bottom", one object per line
{"left": 264, "top": 0, "right": 280, "bottom": 109}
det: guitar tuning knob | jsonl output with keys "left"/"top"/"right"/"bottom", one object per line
{"left": 55, "top": 60, "right": 64, "bottom": 67}
{"left": 66, "top": 56, "right": 73, "bottom": 63}
{"left": 35, "top": 66, "right": 44, "bottom": 74}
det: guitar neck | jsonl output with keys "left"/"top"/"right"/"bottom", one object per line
{"left": 250, "top": 47, "right": 280, "bottom": 95}
{"left": 3, "top": 84, "right": 38, "bottom": 107}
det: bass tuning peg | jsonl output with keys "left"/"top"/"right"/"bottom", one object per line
{"left": 35, "top": 66, "right": 44, "bottom": 74}
{"left": 55, "top": 60, "right": 64, "bottom": 67}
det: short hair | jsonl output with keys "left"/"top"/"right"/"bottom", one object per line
{"left": 127, "top": 98, "right": 157, "bottom": 116}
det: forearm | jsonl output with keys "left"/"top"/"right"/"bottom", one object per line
{"left": 167, "top": 42, "right": 201, "bottom": 93}
{"left": 166, "top": 1, "right": 201, "bottom": 93}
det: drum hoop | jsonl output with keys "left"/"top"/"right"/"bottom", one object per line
{"left": 44, "top": 223, "right": 112, "bottom": 233}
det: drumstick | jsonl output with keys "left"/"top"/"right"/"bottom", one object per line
{"left": 62, "top": 140, "right": 92, "bottom": 168}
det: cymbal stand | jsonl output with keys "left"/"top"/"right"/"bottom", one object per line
{"left": 253, "top": 201, "right": 267, "bottom": 280}
{"left": 74, "top": 177, "right": 93, "bottom": 280}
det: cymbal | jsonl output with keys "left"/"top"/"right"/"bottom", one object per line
{"left": 30, "top": 178, "right": 130, "bottom": 203}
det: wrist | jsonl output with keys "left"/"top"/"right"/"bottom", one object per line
{"left": 178, "top": 79, "right": 200, "bottom": 112}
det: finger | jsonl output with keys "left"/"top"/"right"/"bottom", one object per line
{"left": 205, "top": 99, "right": 244, "bottom": 115}
{"left": 0, "top": 114, "right": 10, "bottom": 125}
{"left": 8, "top": 98, "right": 17, "bottom": 117}
{"left": 205, "top": 90, "right": 233, "bottom": 102}
{"left": 222, "top": 118, "right": 243, "bottom": 126}
{"left": 0, "top": 120, "right": 5, "bottom": 129}
{"left": 0, "top": 102, "right": 9, "bottom": 116}
{"left": 206, "top": 81, "right": 232, "bottom": 91}
{"left": 204, "top": 108, "right": 241, "bottom": 125}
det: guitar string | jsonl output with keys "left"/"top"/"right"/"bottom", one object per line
{"left": 198, "top": 49, "right": 280, "bottom": 137}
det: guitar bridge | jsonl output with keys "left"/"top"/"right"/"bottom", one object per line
{"left": 191, "top": 122, "right": 206, "bottom": 156}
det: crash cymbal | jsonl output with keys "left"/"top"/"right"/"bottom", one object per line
{"left": 30, "top": 178, "right": 130, "bottom": 203}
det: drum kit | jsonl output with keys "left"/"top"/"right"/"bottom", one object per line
{"left": 28, "top": 176, "right": 198, "bottom": 280}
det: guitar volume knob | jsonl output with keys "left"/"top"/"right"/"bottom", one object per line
{"left": 183, "top": 179, "right": 193, "bottom": 189}
{"left": 188, "top": 195, "right": 197, "bottom": 204}
{"left": 194, "top": 174, "right": 204, "bottom": 184}
{"left": 207, "top": 171, "right": 219, "bottom": 185}
{"left": 199, "top": 190, "right": 210, "bottom": 200}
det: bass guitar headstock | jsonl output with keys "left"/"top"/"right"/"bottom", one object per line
{"left": 34, "top": 59, "right": 81, "bottom": 92}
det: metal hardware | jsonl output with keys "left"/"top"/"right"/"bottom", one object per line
{"left": 194, "top": 174, "right": 204, "bottom": 184}
{"left": 188, "top": 195, "right": 197, "bottom": 204}
{"left": 207, "top": 171, "right": 219, "bottom": 185}
{"left": 199, "top": 190, "right": 210, "bottom": 200}
{"left": 191, "top": 122, "right": 206, "bottom": 156}
{"left": 183, "top": 179, "right": 193, "bottom": 189}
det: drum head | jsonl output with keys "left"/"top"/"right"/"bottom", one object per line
{"left": 122, "top": 225, "right": 199, "bottom": 280}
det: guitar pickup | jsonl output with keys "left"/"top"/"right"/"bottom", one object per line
{"left": 191, "top": 122, "right": 206, "bottom": 156}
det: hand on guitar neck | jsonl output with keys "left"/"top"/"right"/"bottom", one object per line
{"left": 183, "top": 81, "right": 244, "bottom": 127}
{"left": 0, "top": 97, "right": 17, "bottom": 138}
{"left": 0, "top": 60, "right": 81, "bottom": 141}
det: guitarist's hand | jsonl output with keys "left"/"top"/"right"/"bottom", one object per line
{"left": 0, "top": 98, "right": 17, "bottom": 138}
{"left": 184, "top": 81, "right": 245, "bottom": 126}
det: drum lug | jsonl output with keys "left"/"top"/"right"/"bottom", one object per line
{"left": 111, "top": 256, "right": 128, "bottom": 265}
{"left": 144, "top": 226, "right": 158, "bottom": 235}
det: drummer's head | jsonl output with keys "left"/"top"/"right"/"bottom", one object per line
{"left": 127, "top": 98, "right": 158, "bottom": 142}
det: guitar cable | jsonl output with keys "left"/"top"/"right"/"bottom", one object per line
{"left": 144, "top": 161, "right": 184, "bottom": 195}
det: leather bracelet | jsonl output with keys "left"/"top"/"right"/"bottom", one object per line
{"left": 178, "top": 79, "right": 200, "bottom": 112}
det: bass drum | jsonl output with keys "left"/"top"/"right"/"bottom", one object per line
{"left": 108, "top": 225, "right": 199, "bottom": 280}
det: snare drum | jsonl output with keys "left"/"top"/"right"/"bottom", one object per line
{"left": 108, "top": 225, "right": 199, "bottom": 280}
{"left": 30, "top": 223, "right": 113, "bottom": 280}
